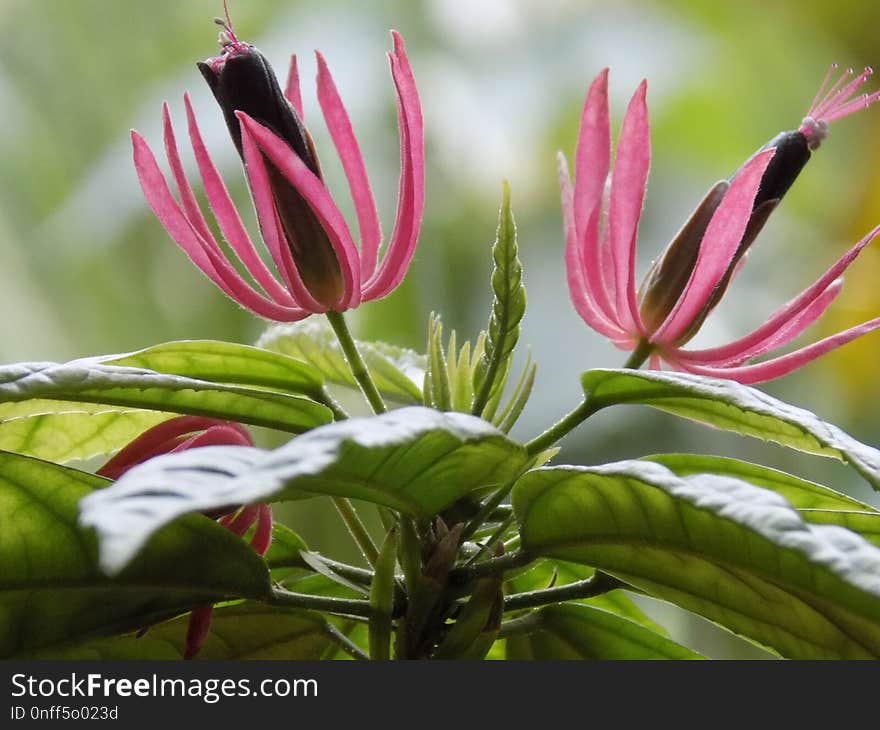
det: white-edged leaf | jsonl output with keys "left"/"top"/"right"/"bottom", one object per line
{"left": 258, "top": 320, "right": 424, "bottom": 403}
{"left": 581, "top": 369, "right": 880, "bottom": 489}
{"left": 80, "top": 407, "right": 527, "bottom": 574}
{"left": 513, "top": 460, "right": 880, "bottom": 658}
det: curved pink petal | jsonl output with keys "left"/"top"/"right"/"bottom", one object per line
{"left": 250, "top": 504, "right": 273, "bottom": 555}
{"left": 237, "top": 118, "right": 329, "bottom": 312}
{"left": 161, "top": 104, "right": 216, "bottom": 248}
{"left": 171, "top": 425, "right": 254, "bottom": 452}
{"left": 673, "top": 224, "right": 880, "bottom": 364}
{"left": 608, "top": 80, "right": 650, "bottom": 335}
{"left": 132, "top": 132, "right": 307, "bottom": 321}
{"left": 97, "top": 416, "right": 237, "bottom": 480}
{"left": 681, "top": 279, "right": 843, "bottom": 366}
{"left": 220, "top": 504, "right": 261, "bottom": 536}
{"left": 672, "top": 316, "right": 880, "bottom": 384}
{"left": 574, "top": 69, "right": 611, "bottom": 237}
{"left": 316, "top": 51, "right": 383, "bottom": 280}
{"left": 361, "top": 31, "right": 424, "bottom": 302}
{"left": 284, "top": 54, "right": 304, "bottom": 119}
{"left": 238, "top": 112, "right": 362, "bottom": 310}
{"left": 183, "top": 95, "right": 299, "bottom": 307}
{"left": 560, "top": 152, "right": 627, "bottom": 339}
{"left": 651, "top": 148, "right": 775, "bottom": 346}
{"left": 184, "top": 605, "right": 214, "bottom": 660}
{"left": 574, "top": 70, "right": 618, "bottom": 324}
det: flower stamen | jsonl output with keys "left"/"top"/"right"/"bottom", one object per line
{"left": 800, "top": 65, "right": 880, "bottom": 149}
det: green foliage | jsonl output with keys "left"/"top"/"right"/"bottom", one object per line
{"left": 24, "top": 604, "right": 337, "bottom": 660}
{"left": 513, "top": 461, "right": 880, "bottom": 658}
{"left": 581, "top": 369, "right": 880, "bottom": 489}
{"left": 0, "top": 358, "right": 332, "bottom": 454}
{"left": 258, "top": 320, "right": 424, "bottom": 404}
{"left": 0, "top": 451, "right": 271, "bottom": 659}
{"left": 505, "top": 604, "right": 703, "bottom": 660}
{"left": 473, "top": 182, "right": 526, "bottom": 417}
{"left": 80, "top": 407, "right": 529, "bottom": 573}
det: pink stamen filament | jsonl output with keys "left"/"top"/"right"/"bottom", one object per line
{"left": 810, "top": 66, "right": 876, "bottom": 121}
{"left": 807, "top": 63, "right": 838, "bottom": 114}
{"left": 810, "top": 66, "right": 854, "bottom": 118}
{"left": 822, "top": 89, "right": 880, "bottom": 123}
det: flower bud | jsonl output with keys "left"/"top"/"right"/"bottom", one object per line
{"left": 198, "top": 22, "right": 343, "bottom": 306}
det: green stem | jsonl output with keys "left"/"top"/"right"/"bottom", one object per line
{"left": 309, "top": 555, "right": 375, "bottom": 585}
{"left": 464, "top": 513, "right": 515, "bottom": 566}
{"left": 503, "top": 571, "right": 624, "bottom": 612}
{"left": 523, "top": 397, "right": 601, "bottom": 457}
{"left": 326, "top": 309, "right": 387, "bottom": 414}
{"left": 622, "top": 338, "right": 653, "bottom": 370}
{"left": 268, "top": 587, "right": 373, "bottom": 617}
{"left": 315, "top": 386, "right": 350, "bottom": 421}
{"left": 449, "top": 550, "right": 534, "bottom": 585}
{"left": 323, "top": 622, "right": 369, "bottom": 660}
{"left": 497, "top": 611, "right": 542, "bottom": 637}
{"left": 331, "top": 496, "right": 379, "bottom": 568}
{"left": 460, "top": 475, "right": 519, "bottom": 542}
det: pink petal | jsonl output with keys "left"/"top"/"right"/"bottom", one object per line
{"left": 171, "top": 425, "right": 254, "bottom": 452}
{"left": 183, "top": 95, "right": 299, "bottom": 307}
{"left": 608, "top": 80, "right": 650, "bottom": 335}
{"left": 361, "top": 31, "right": 424, "bottom": 302}
{"left": 574, "top": 69, "right": 611, "bottom": 239}
{"left": 672, "top": 316, "right": 880, "bottom": 384}
{"left": 574, "top": 70, "right": 618, "bottom": 324}
{"left": 651, "top": 148, "right": 775, "bottom": 346}
{"left": 220, "top": 504, "right": 261, "bottom": 536}
{"left": 161, "top": 104, "right": 216, "bottom": 248}
{"left": 132, "top": 132, "right": 307, "bottom": 321}
{"left": 316, "top": 51, "right": 383, "bottom": 280}
{"left": 184, "top": 604, "right": 214, "bottom": 660}
{"left": 97, "top": 416, "right": 235, "bottom": 479}
{"left": 238, "top": 112, "right": 362, "bottom": 310}
{"left": 237, "top": 120, "right": 328, "bottom": 312}
{"left": 680, "top": 279, "right": 843, "bottom": 366}
{"left": 250, "top": 504, "right": 273, "bottom": 556}
{"left": 284, "top": 55, "right": 304, "bottom": 119}
{"left": 560, "top": 152, "right": 628, "bottom": 340}
{"left": 674, "top": 224, "right": 880, "bottom": 364}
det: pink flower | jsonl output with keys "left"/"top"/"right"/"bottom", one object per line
{"left": 560, "top": 66, "right": 880, "bottom": 384}
{"left": 98, "top": 416, "right": 272, "bottom": 660}
{"left": 131, "top": 27, "right": 423, "bottom": 320}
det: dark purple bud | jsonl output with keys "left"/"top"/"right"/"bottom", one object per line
{"left": 197, "top": 17, "right": 342, "bottom": 307}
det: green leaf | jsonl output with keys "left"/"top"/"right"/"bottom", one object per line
{"left": 257, "top": 320, "right": 424, "bottom": 404}
{"left": 645, "top": 454, "right": 879, "bottom": 513}
{"left": 24, "top": 603, "right": 335, "bottom": 660}
{"left": 798, "top": 510, "right": 880, "bottom": 548}
{"left": 0, "top": 340, "right": 327, "bottom": 464}
{"left": 100, "top": 339, "right": 325, "bottom": 397}
{"left": 505, "top": 604, "right": 703, "bottom": 659}
{"left": 495, "top": 353, "right": 536, "bottom": 433}
{"left": 0, "top": 360, "right": 333, "bottom": 459}
{"left": 264, "top": 523, "right": 310, "bottom": 571}
{"left": 81, "top": 407, "right": 529, "bottom": 573}
{"left": 0, "top": 451, "right": 271, "bottom": 658}
{"left": 507, "top": 559, "right": 666, "bottom": 635}
{"left": 368, "top": 529, "right": 398, "bottom": 660}
{"left": 0, "top": 404, "right": 170, "bottom": 463}
{"left": 581, "top": 369, "right": 880, "bottom": 489}
{"left": 424, "top": 313, "right": 452, "bottom": 410}
{"left": 473, "top": 182, "right": 526, "bottom": 416}
{"left": 513, "top": 461, "right": 880, "bottom": 659}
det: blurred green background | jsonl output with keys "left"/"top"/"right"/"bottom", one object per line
{"left": 3, "top": 0, "right": 880, "bottom": 658}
